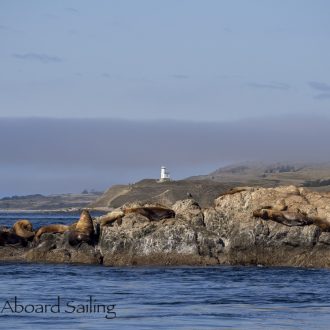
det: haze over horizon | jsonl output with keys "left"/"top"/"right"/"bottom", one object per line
{"left": 1, "top": 1, "right": 329, "bottom": 196}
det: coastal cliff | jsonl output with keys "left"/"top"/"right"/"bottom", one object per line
{"left": 2, "top": 185, "right": 330, "bottom": 268}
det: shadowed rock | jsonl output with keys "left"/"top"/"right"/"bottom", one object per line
{"left": 0, "top": 230, "right": 28, "bottom": 247}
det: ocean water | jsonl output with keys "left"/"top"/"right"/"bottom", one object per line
{"left": 0, "top": 213, "right": 330, "bottom": 329}
{"left": 0, "top": 211, "right": 104, "bottom": 228}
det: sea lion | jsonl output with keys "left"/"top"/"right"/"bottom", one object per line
{"left": 13, "top": 219, "right": 35, "bottom": 240}
{"left": 99, "top": 210, "right": 125, "bottom": 227}
{"left": 0, "top": 230, "right": 27, "bottom": 247}
{"left": 74, "top": 210, "right": 94, "bottom": 234}
{"left": 67, "top": 231, "right": 93, "bottom": 246}
{"left": 253, "top": 208, "right": 313, "bottom": 226}
{"left": 123, "top": 206, "right": 175, "bottom": 221}
{"left": 34, "top": 224, "right": 70, "bottom": 242}
{"left": 68, "top": 210, "right": 95, "bottom": 246}
{"left": 219, "top": 187, "right": 248, "bottom": 197}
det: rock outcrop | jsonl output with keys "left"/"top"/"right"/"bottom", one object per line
{"left": 2, "top": 186, "right": 330, "bottom": 268}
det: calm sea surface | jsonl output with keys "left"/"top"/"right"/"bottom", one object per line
{"left": 0, "top": 213, "right": 330, "bottom": 329}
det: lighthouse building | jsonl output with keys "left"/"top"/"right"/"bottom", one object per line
{"left": 159, "top": 166, "right": 170, "bottom": 182}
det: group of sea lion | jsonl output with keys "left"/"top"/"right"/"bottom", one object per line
{"left": 218, "top": 187, "right": 330, "bottom": 232}
{"left": 34, "top": 210, "right": 95, "bottom": 246}
{"left": 253, "top": 206, "right": 330, "bottom": 231}
{"left": 0, "top": 206, "right": 176, "bottom": 248}
{"left": 0, "top": 210, "right": 96, "bottom": 247}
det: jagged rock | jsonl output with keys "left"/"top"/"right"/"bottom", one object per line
{"left": 99, "top": 220, "right": 220, "bottom": 266}
{"left": 3, "top": 186, "right": 330, "bottom": 268}
{"left": 25, "top": 232, "right": 102, "bottom": 265}
{"left": 172, "top": 199, "right": 204, "bottom": 226}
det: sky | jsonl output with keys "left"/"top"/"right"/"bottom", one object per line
{"left": 0, "top": 0, "right": 330, "bottom": 196}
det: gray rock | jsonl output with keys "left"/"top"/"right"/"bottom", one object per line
{"left": 3, "top": 186, "right": 330, "bottom": 268}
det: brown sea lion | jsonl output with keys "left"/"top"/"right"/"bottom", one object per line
{"left": 68, "top": 210, "right": 95, "bottom": 246}
{"left": 34, "top": 224, "right": 70, "bottom": 242}
{"left": 253, "top": 208, "right": 313, "bottom": 226}
{"left": 13, "top": 219, "right": 35, "bottom": 240}
{"left": 74, "top": 210, "right": 94, "bottom": 234}
{"left": 99, "top": 210, "right": 125, "bottom": 227}
{"left": 219, "top": 187, "right": 248, "bottom": 197}
{"left": 123, "top": 207, "right": 175, "bottom": 221}
{"left": 67, "top": 231, "right": 93, "bottom": 246}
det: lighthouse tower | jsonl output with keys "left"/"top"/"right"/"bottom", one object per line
{"left": 159, "top": 166, "right": 170, "bottom": 182}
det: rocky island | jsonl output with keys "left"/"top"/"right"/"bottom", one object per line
{"left": 1, "top": 185, "right": 330, "bottom": 268}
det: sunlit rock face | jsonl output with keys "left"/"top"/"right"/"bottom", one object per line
{"left": 3, "top": 187, "right": 330, "bottom": 268}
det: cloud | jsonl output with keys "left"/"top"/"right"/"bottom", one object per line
{"left": 314, "top": 93, "right": 330, "bottom": 100}
{"left": 12, "top": 53, "right": 63, "bottom": 64}
{"left": 102, "top": 73, "right": 111, "bottom": 79}
{"left": 246, "top": 81, "right": 290, "bottom": 90}
{"left": 0, "top": 25, "right": 7, "bottom": 30}
{"left": 65, "top": 7, "right": 79, "bottom": 14}
{"left": 308, "top": 81, "right": 330, "bottom": 92}
{"left": 171, "top": 74, "right": 189, "bottom": 79}
{"left": 0, "top": 116, "right": 330, "bottom": 195}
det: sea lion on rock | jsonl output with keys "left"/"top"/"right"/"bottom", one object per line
{"left": 13, "top": 219, "right": 35, "bottom": 240}
{"left": 123, "top": 206, "right": 175, "bottom": 221}
{"left": 75, "top": 210, "right": 94, "bottom": 234}
{"left": 67, "top": 231, "right": 93, "bottom": 246}
{"left": 34, "top": 225, "right": 70, "bottom": 242}
{"left": 253, "top": 208, "right": 313, "bottom": 226}
{"left": 219, "top": 187, "right": 249, "bottom": 197}
{"left": 99, "top": 210, "right": 125, "bottom": 227}
{"left": 67, "top": 210, "right": 95, "bottom": 246}
{"left": 0, "top": 230, "right": 28, "bottom": 247}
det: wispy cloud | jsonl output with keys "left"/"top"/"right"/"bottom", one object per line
{"left": 308, "top": 81, "right": 330, "bottom": 92}
{"left": 12, "top": 53, "right": 63, "bottom": 64}
{"left": 246, "top": 81, "right": 290, "bottom": 91}
{"left": 0, "top": 25, "right": 7, "bottom": 30}
{"left": 102, "top": 73, "right": 111, "bottom": 79}
{"left": 314, "top": 93, "right": 330, "bottom": 100}
{"left": 65, "top": 7, "right": 79, "bottom": 14}
{"left": 171, "top": 74, "right": 189, "bottom": 80}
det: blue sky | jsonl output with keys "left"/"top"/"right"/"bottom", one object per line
{"left": 1, "top": 0, "right": 330, "bottom": 120}
{"left": 0, "top": 1, "right": 330, "bottom": 196}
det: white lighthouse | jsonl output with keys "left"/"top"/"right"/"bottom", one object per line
{"left": 159, "top": 166, "right": 170, "bottom": 182}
